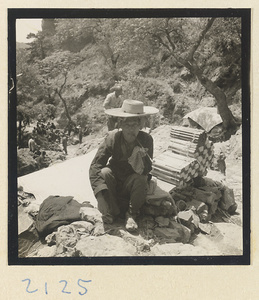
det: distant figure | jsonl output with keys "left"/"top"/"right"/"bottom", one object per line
{"left": 32, "top": 127, "right": 37, "bottom": 136}
{"left": 217, "top": 151, "right": 226, "bottom": 175}
{"left": 62, "top": 134, "right": 68, "bottom": 155}
{"left": 84, "top": 125, "right": 90, "bottom": 136}
{"left": 36, "top": 151, "right": 48, "bottom": 169}
{"left": 78, "top": 125, "right": 83, "bottom": 144}
{"left": 103, "top": 85, "right": 123, "bottom": 131}
{"left": 28, "top": 137, "right": 36, "bottom": 152}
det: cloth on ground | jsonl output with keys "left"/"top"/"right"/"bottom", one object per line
{"left": 35, "top": 195, "right": 92, "bottom": 237}
{"left": 45, "top": 221, "right": 95, "bottom": 257}
{"left": 18, "top": 223, "right": 41, "bottom": 258}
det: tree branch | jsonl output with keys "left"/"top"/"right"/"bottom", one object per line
{"left": 57, "top": 71, "right": 68, "bottom": 95}
{"left": 187, "top": 18, "right": 216, "bottom": 62}
{"left": 153, "top": 33, "right": 171, "bottom": 52}
{"left": 165, "top": 18, "right": 176, "bottom": 51}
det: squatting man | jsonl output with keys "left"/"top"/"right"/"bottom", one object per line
{"left": 89, "top": 99, "right": 158, "bottom": 231}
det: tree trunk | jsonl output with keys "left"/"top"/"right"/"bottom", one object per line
{"left": 57, "top": 92, "right": 73, "bottom": 123}
{"left": 188, "top": 62, "right": 238, "bottom": 131}
{"left": 56, "top": 91, "right": 76, "bottom": 129}
{"left": 161, "top": 18, "right": 238, "bottom": 133}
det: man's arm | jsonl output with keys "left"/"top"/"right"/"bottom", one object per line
{"left": 103, "top": 93, "right": 112, "bottom": 110}
{"left": 89, "top": 134, "right": 113, "bottom": 195}
{"left": 141, "top": 133, "right": 154, "bottom": 175}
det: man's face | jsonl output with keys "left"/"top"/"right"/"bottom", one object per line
{"left": 121, "top": 119, "right": 141, "bottom": 143}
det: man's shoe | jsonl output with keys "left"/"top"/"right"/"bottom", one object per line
{"left": 125, "top": 213, "right": 138, "bottom": 232}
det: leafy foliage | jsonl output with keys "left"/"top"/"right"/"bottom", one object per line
{"left": 16, "top": 17, "right": 242, "bottom": 141}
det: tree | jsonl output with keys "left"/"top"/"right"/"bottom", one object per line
{"left": 16, "top": 48, "right": 43, "bottom": 146}
{"left": 53, "top": 19, "right": 95, "bottom": 52}
{"left": 144, "top": 17, "right": 240, "bottom": 132}
{"left": 37, "top": 50, "right": 84, "bottom": 127}
{"left": 26, "top": 19, "right": 57, "bottom": 62}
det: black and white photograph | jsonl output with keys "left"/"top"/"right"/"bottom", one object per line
{"left": 8, "top": 9, "right": 250, "bottom": 264}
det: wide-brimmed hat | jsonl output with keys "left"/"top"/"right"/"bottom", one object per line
{"left": 105, "top": 99, "right": 159, "bottom": 117}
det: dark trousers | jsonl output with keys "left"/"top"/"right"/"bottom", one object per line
{"left": 100, "top": 167, "right": 148, "bottom": 217}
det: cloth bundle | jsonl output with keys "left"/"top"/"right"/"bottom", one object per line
{"left": 35, "top": 195, "right": 92, "bottom": 237}
{"left": 128, "top": 145, "right": 148, "bottom": 175}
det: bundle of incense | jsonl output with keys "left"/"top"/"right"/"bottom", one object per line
{"left": 170, "top": 126, "right": 206, "bottom": 145}
{"left": 152, "top": 151, "right": 199, "bottom": 186}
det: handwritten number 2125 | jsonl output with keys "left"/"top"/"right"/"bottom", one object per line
{"left": 22, "top": 278, "right": 91, "bottom": 295}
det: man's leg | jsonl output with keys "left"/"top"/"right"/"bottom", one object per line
{"left": 100, "top": 167, "right": 120, "bottom": 217}
{"left": 122, "top": 173, "right": 148, "bottom": 231}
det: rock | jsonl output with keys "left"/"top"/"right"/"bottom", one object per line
{"left": 138, "top": 215, "right": 155, "bottom": 229}
{"left": 155, "top": 216, "right": 170, "bottom": 227}
{"left": 170, "top": 187, "right": 193, "bottom": 202}
{"left": 181, "top": 225, "right": 192, "bottom": 243}
{"left": 76, "top": 235, "right": 137, "bottom": 256}
{"left": 193, "top": 176, "right": 225, "bottom": 189}
{"left": 219, "top": 186, "right": 237, "bottom": 212}
{"left": 150, "top": 243, "right": 184, "bottom": 256}
{"left": 150, "top": 243, "right": 209, "bottom": 256}
{"left": 92, "top": 223, "right": 106, "bottom": 236}
{"left": 193, "top": 187, "right": 220, "bottom": 205}
{"left": 115, "top": 229, "right": 152, "bottom": 251}
{"left": 146, "top": 198, "right": 163, "bottom": 207}
{"left": 162, "top": 200, "right": 177, "bottom": 213}
{"left": 177, "top": 210, "right": 193, "bottom": 227}
{"left": 30, "top": 245, "right": 57, "bottom": 257}
{"left": 227, "top": 203, "right": 238, "bottom": 215}
{"left": 55, "top": 225, "right": 80, "bottom": 256}
{"left": 191, "top": 212, "right": 200, "bottom": 229}
{"left": 186, "top": 199, "right": 208, "bottom": 214}
{"left": 154, "top": 227, "right": 181, "bottom": 241}
{"left": 45, "top": 232, "right": 56, "bottom": 245}
{"left": 141, "top": 203, "right": 175, "bottom": 217}
{"left": 24, "top": 202, "right": 41, "bottom": 217}
{"left": 79, "top": 207, "right": 102, "bottom": 224}
{"left": 175, "top": 200, "right": 187, "bottom": 211}
{"left": 71, "top": 221, "right": 95, "bottom": 236}
{"left": 168, "top": 220, "right": 191, "bottom": 243}
{"left": 199, "top": 186, "right": 222, "bottom": 200}
{"left": 199, "top": 222, "right": 213, "bottom": 235}
{"left": 199, "top": 209, "right": 209, "bottom": 223}
{"left": 208, "top": 201, "right": 219, "bottom": 215}
{"left": 177, "top": 210, "right": 200, "bottom": 232}
{"left": 146, "top": 185, "right": 173, "bottom": 206}
{"left": 17, "top": 148, "right": 39, "bottom": 176}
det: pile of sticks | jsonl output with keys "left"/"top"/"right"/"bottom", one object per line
{"left": 151, "top": 126, "right": 214, "bottom": 186}
{"left": 168, "top": 126, "right": 207, "bottom": 157}
{"left": 152, "top": 151, "right": 199, "bottom": 186}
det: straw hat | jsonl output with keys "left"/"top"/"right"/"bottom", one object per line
{"left": 105, "top": 99, "right": 159, "bottom": 117}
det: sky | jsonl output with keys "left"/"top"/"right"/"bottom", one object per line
{"left": 16, "top": 19, "right": 42, "bottom": 43}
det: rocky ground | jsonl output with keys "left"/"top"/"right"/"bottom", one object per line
{"left": 17, "top": 125, "right": 243, "bottom": 257}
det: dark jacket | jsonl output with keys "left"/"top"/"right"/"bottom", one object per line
{"left": 89, "top": 130, "right": 153, "bottom": 196}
